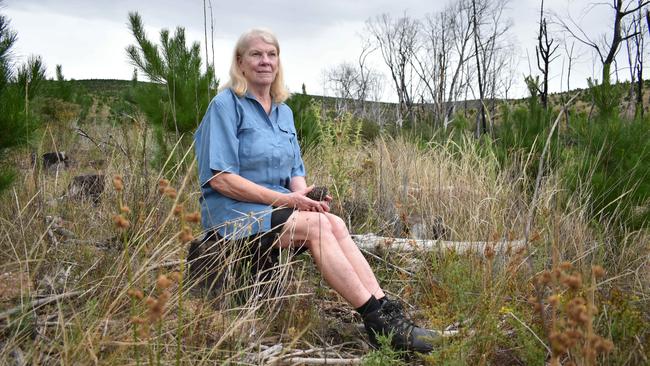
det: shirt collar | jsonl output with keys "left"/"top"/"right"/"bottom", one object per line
{"left": 244, "top": 91, "right": 279, "bottom": 112}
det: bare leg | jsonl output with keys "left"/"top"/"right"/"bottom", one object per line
{"left": 276, "top": 211, "right": 371, "bottom": 307}
{"left": 323, "top": 213, "right": 386, "bottom": 299}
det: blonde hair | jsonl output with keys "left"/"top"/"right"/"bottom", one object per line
{"left": 220, "top": 28, "right": 290, "bottom": 103}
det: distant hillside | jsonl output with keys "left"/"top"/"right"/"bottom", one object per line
{"left": 51, "top": 78, "right": 650, "bottom": 123}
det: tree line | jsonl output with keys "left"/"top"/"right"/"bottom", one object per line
{"left": 324, "top": 0, "right": 650, "bottom": 133}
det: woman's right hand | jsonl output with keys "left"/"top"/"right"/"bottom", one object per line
{"left": 285, "top": 186, "right": 329, "bottom": 212}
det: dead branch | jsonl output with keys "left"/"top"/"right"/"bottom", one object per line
{"left": 0, "top": 291, "right": 83, "bottom": 321}
{"left": 75, "top": 128, "right": 104, "bottom": 152}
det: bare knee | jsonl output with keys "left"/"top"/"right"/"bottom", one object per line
{"left": 304, "top": 213, "right": 336, "bottom": 248}
{"left": 326, "top": 214, "right": 349, "bottom": 239}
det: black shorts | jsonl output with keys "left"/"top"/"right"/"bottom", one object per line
{"left": 188, "top": 208, "right": 306, "bottom": 296}
{"left": 237, "top": 207, "right": 297, "bottom": 254}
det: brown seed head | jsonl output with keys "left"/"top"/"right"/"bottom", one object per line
{"left": 145, "top": 296, "right": 156, "bottom": 307}
{"left": 565, "top": 329, "right": 582, "bottom": 340}
{"left": 112, "top": 175, "right": 124, "bottom": 191}
{"left": 112, "top": 214, "right": 130, "bottom": 229}
{"left": 179, "top": 226, "right": 194, "bottom": 244}
{"left": 158, "top": 179, "right": 170, "bottom": 194}
{"left": 567, "top": 297, "right": 589, "bottom": 325}
{"left": 138, "top": 325, "right": 150, "bottom": 339}
{"left": 562, "top": 274, "right": 583, "bottom": 290}
{"left": 156, "top": 274, "right": 171, "bottom": 290}
{"left": 164, "top": 187, "right": 177, "bottom": 199}
{"left": 120, "top": 205, "right": 131, "bottom": 214}
{"left": 130, "top": 316, "right": 146, "bottom": 325}
{"left": 169, "top": 271, "right": 182, "bottom": 282}
{"left": 530, "top": 230, "right": 541, "bottom": 242}
{"left": 549, "top": 331, "right": 568, "bottom": 355}
{"left": 548, "top": 294, "right": 560, "bottom": 307}
{"left": 538, "top": 270, "right": 552, "bottom": 286}
{"left": 158, "top": 290, "right": 170, "bottom": 306}
{"left": 595, "top": 338, "right": 614, "bottom": 353}
{"left": 185, "top": 212, "right": 201, "bottom": 223}
{"left": 559, "top": 261, "right": 573, "bottom": 271}
{"left": 127, "top": 289, "right": 144, "bottom": 300}
{"left": 484, "top": 245, "right": 495, "bottom": 259}
{"left": 173, "top": 204, "right": 184, "bottom": 217}
{"left": 592, "top": 265, "right": 605, "bottom": 279}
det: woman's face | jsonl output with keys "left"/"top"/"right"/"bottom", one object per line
{"left": 238, "top": 37, "right": 278, "bottom": 89}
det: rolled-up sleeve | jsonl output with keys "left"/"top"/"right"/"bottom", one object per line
{"left": 195, "top": 96, "right": 240, "bottom": 187}
{"left": 291, "top": 135, "right": 306, "bottom": 177}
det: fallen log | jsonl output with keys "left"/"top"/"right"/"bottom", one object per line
{"left": 146, "top": 234, "right": 525, "bottom": 275}
{"left": 276, "top": 357, "right": 361, "bottom": 365}
{"left": 351, "top": 233, "right": 525, "bottom": 256}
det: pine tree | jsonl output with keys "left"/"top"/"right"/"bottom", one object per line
{"left": 0, "top": 4, "right": 46, "bottom": 192}
{"left": 126, "top": 12, "right": 216, "bottom": 166}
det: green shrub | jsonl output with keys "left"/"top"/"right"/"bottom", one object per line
{"left": 286, "top": 93, "right": 322, "bottom": 149}
{"left": 564, "top": 113, "right": 650, "bottom": 230}
{"left": 361, "top": 334, "right": 406, "bottom": 366}
{"left": 39, "top": 97, "right": 80, "bottom": 123}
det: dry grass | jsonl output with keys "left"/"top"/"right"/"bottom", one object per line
{"left": 0, "top": 117, "right": 647, "bottom": 365}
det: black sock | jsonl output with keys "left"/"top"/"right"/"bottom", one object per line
{"left": 377, "top": 295, "right": 388, "bottom": 304}
{"left": 356, "top": 295, "right": 381, "bottom": 316}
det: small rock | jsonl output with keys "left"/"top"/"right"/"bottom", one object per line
{"left": 32, "top": 152, "right": 70, "bottom": 171}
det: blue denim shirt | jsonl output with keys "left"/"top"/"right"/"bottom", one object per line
{"left": 194, "top": 88, "right": 306, "bottom": 239}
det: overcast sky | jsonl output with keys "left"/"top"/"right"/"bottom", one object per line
{"left": 3, "top": 0, "right": 619, "bottom": 100}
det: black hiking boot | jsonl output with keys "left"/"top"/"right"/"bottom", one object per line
{"left": 362, "top": 299, "right": 439, "bottom": 353}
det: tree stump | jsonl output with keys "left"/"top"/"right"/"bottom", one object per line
{"left": 67, "top": 174, "right": 105, "bottom": 204}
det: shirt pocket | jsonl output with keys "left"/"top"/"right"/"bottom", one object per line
{"left": 238, "top": 118, "right": 271, "bottom": 169}
{"left": 277, "top": 121, "right": 297, "bottom": 164}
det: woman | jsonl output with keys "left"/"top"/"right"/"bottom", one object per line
{"left": 193, "top": 28, "right": 437, "bottom": 353}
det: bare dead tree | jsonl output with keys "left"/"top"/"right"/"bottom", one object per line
{"left": 470, "top": 0, "right": 512, "bottom": 136}
{"left": 412, "top": 10, "right": 450, "bottom": 128}
{"left": 624, "top": 15, "right": 639, "bottom": 114}
{"left": 563, "top": 38, "right": 576, "bottom": 92}
{"left": 356, "top": 39, "right": 381, "bottom": 113}
{"left": 411, "top": 0, "right": 475, "bottom": 129}
{"left": 560, "top": 0, "right": 650, "bottom": 86}
{"left": 323, "top": 40, "right": 382, "bottom": 117}
{"left": 616, "top": 0, "right": 646, "bottom": 117}
{"left": 366, "top": 13, "right": 419, "bottom": 126}
{"left": 471, "top": 0, "right": 487, "bottom": 136}
{"left": 444, "top": 0, "right": 476, "bottom": 128}
{"left": 535, "top": 0, "right": 560, "bottom": 110}
{"left": 323, "top": 62, "right": 358, "bottom": 113}
{"left": 631, "top": 2, "right": 646, "bottom": 117}
{"left": 498, "top": 47, "right": 518, "bottom": 101}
